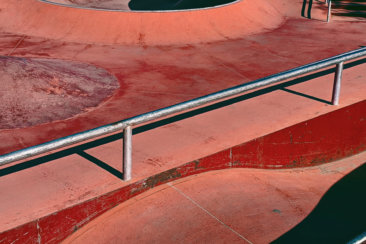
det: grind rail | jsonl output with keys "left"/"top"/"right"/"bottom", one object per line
{"left": 1, "top": 47, "right": 366, "bottom": 180}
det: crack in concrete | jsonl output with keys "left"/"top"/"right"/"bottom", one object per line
{"left": 168, "top": 183, "right": 253, "bottom": 244}
{"left": 7, "top": 35, "right": 26, "bottom": 56}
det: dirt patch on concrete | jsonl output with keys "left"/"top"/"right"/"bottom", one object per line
{"left": 0, "top": 56, "right": 119, "bottom": 129}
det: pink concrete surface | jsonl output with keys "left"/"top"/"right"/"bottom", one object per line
{"left": 0, "top": 0, "right": 366, "bottom": 242}
{"left": 0, "top": 0, "right": 289, "bottom": 45}
{"left": 0, "top": 0, "right": 365, "bottom": 155}
{"left": 0, "top": 87, "right": 364, "bottom": 239}
{"left": 62, "top": 152, "right": 366, "bottom": 244}
{"left": 1, "top": 17, "right": 366, "bottom": 155}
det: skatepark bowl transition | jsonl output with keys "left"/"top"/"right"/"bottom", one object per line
{"left": 0, "top": 0, "right": 366, "bottom": 243}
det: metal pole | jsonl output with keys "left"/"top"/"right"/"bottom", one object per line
{"left": 123, "top": 126, "right": 132, "bottom": 181}
{"left": 327, "top": 0, "right": 332, "bottom": 22}
{"left": 332, "top": 62, "right": 343, "bottom": 105}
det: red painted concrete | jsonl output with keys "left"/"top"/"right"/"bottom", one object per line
{"left": 231, "top": 100, "right": 366, "bottom": 169}
{"left": 0, "top": 1, "right": 365, "bottom": 155}
{"left": 0, "top": 222, "right": 39, "bottom": 244}
{"left": 0, "top": 0, "right": 365, "bottom": 243}
{"left": 1, "top": 101, "right": 365, "bottom": 243}
{"left": 63, "top": 152, "right": 366, "bottom": 243}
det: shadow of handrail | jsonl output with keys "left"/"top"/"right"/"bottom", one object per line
{"left": 78, "top": 151, "right": 123, "bottom": 179}
{"left": 331, "top": 0, "right": 366, "bottom": 19}
{"left": 0, "top": 57, "right": 365, "bottom": 178}
{"left": 280, "top": 87, "right": 332, "bottom": 105}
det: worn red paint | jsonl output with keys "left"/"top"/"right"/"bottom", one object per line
{"left": 1, "top": 100, "right": 364, "bottom": 243}
{"left": 0, "top": 222, "right": 38, "bottom": 244}
{"left": 232, "top": 100, "right": 366, "bottom": 169}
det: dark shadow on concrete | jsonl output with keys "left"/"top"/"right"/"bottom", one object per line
{"left": 1, "top": 57, "right": 365, "bottom": 177}
{"left": 271, "top": 163, "right": 366, "bottom": 244}
{"left": 134, "top": 57, "right": 365, "bottom": 134}
{"left": 78, "top": 151, "right": 123, "bottom": 179}
{"left": 280, "top": 87, "right": 332, "bottom": 105}
{"left": 331, "top": 0, "right": 366, "bottom": 19}
{"left": 302, "top": 0, "right": 313, "bottom": 18}
{"left": 0, "top": 133, "right": 123, "bottom": 177}
{"left": 128, "top": 0, "right": 236, "bottom": 11}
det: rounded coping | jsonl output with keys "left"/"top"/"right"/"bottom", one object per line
{"left": 38, "top": 0, "right": 242, "bottom": 13}
{"left": 0, "top": 0, "right": 288, "bottom": 45}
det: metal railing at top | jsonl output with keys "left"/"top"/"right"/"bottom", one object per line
{"left": 1, "top": 47, "right": 366, "bottom": 180}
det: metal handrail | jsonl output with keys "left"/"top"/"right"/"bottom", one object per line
{"left": 327, "top": 0, "right": 332, "bottom": 22}
{"left": 1, "top": 47, "right": 366, "bottom": 180}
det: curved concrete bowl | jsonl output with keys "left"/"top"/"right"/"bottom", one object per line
{"left": 0, "top": 0, "right": 292, "bottom": 45}
{"left": 39, "top": 0, "right": 240, "bottom": 11}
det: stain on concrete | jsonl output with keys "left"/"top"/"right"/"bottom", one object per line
{"left": 0, "top": 56, "right": 119, "bottom": 129}
{"left": 272, "top": 209, "right": 282, "bottom": 214}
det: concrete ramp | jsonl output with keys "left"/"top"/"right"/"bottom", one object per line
{"left": 0, "top": 0, "right": 365, "bottom": 243}
{"left": 0, "top": 0, "right": 290, "bottom": 45}
{"left": 62, "top": 153, "right": 366, "bottom": 244}
{"left": 43, "top": 0, "right": 239, "bottom": 11}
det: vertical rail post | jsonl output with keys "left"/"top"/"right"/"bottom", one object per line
{"left": 123, "top": 126, "right": 132, "bottom": 181}
{"left": 332, "top": 61, "right": 344, "bottom": 105}
{"left": 327, "top": 0, "right": 332, "bottom": 22}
